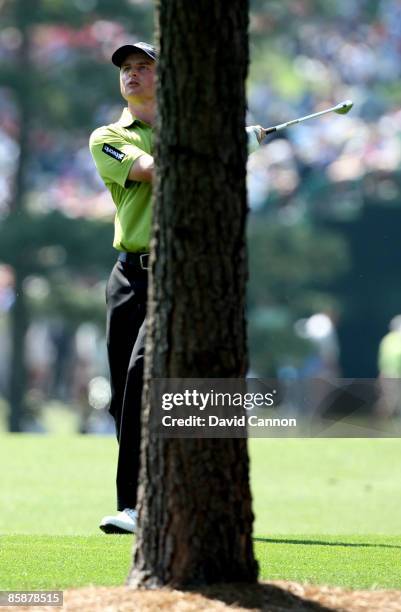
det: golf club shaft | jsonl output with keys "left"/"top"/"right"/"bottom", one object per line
{"left": 263, "top": 104, "right": 347, "bottom": 135}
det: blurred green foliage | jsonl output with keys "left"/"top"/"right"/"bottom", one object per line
{"left": 247, "top": 218, "right": 349, "bottom": 374}
{"left": 0, "top": 211, "right": 113, "bottom": 326}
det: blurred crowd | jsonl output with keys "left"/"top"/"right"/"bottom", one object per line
{"left": 247, "top": 0, "right": 401, "bottom": 215}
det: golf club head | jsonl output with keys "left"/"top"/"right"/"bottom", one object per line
{"left": 334, "top": 100, "right": 353, "bottom": 115}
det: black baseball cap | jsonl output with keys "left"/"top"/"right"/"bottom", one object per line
{"left": 112, "top": 42, "right": 157, "bottom": 67}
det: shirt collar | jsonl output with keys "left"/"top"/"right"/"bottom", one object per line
{"left": 117, "top": 107, "right": 137, "bottom": 128}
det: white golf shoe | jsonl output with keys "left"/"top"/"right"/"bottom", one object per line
{"left": 99, "top": 508, "right": 137, "bottom": 534}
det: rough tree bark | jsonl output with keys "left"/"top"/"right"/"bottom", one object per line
{"left": 129, "top": 0, "right": 258, "bottom": 587}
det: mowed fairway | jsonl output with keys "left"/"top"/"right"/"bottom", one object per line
{"left": 0, "top": 435, "right": 400, "bottom": 590}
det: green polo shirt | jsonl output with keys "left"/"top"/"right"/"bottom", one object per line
{"left": 89, "top": 107, "right": 153, "bottom": 252}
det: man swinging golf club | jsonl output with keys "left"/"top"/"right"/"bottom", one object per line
{"left": 89, "top": 37, "right": 353, "bottom": 534}
{"left": 89, "top": 41, "right": 157, "bottom": 534}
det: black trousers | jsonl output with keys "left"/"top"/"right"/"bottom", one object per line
{"left": 106, "top": 259, "right": 147, "bottom": 511}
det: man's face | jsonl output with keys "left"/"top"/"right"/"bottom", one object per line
{"left": 119, "top": 52, "right": 156, "bottom": 102}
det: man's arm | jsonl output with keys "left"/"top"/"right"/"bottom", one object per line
{"left": 128, "top": 153, "right": 154, "bottom": 182}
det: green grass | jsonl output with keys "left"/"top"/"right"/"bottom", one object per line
{"left": 0, "top": 435, "right": 117, "bottom": 535}
{"left": 0, "top": 536, "right": 132, "bottom": 590}
{"left": 1, "top": 534, "right": 400, "bottom": 591}
{"left": 0, "top": 435, "right": 400, "bottom": 590}
{"left": 250, "top": 438, "right": 401, "bottom": 536}
{"left": 255, "top": 534, "right": 401, "bottom": 589}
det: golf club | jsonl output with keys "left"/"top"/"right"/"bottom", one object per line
{"left": 262, "top": 99, "right": 353, "bottom": 137}
{"left": 246, "top": 100, "right": 353, "bottom": 154}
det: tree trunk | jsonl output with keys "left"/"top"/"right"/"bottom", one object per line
{"left": 129, "top": 0, "right": 258, "bottom": 588}
{"left": 8, "top": 0, "right": 38, "bottom": 431}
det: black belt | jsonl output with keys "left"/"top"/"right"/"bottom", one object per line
{"left": 118, "top": 252, "right": 150, "bottom": 271}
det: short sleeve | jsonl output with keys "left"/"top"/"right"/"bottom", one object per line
{"left": 89, "top": 126, "right": 146, "bottom": 188}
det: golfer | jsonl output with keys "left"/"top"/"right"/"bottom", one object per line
{"left": 89, "top": 41, "right": 156, "bottom": 534}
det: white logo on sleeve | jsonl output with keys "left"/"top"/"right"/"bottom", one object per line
{"left": 102, "top": 143, "right": 126, "bottom": 162}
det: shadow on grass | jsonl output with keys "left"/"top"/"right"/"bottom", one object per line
{"left": 254, "top": 537, "right": 401, "bottom": 549}
{"left": 187, "top": 582, "right": 335, "bottom": 611}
